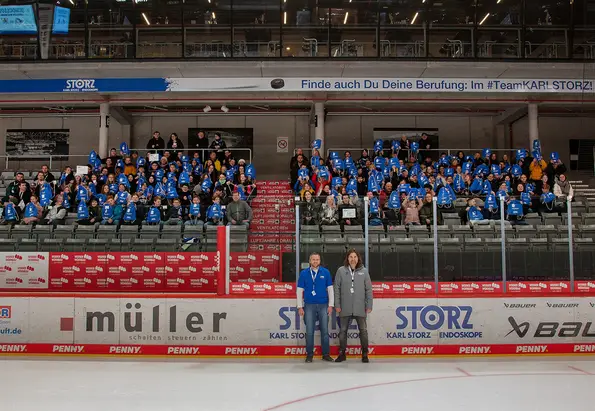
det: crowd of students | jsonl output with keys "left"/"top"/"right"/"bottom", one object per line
{"left": 1, "top": 131, "right": 256, "bottom": 228}
{"left": 291, "top": 137, "right": 572, "bottom": 228}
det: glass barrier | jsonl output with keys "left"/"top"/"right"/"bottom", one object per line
{"left": 137, "top": 27, "right": 183, "bottom": 59}
{"left": 88, "top": 27, "right": 134, "bottom": 59}
{"left": 296, "top": 189, "right": 587, "bottom": 293}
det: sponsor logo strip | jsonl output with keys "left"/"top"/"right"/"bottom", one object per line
{"left": 1, "top": 344, "right": 595, "bottom": 356}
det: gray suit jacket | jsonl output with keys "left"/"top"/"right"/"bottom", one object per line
{"left": 334, "top": 265, "right": 373, "bottom": 317}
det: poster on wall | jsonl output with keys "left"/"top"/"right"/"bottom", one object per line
{"left": 5, "top": 129, "right": 69, "bottom": 158}
{"left": 373, "top": 128, "right": 440, "bottom": 159}
{"left": 187, "top": 128, "right": 253, "bottom": 160}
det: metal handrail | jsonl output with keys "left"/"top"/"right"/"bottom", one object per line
{"left": 0, "top": 147, "right": 253, "bottom": 170}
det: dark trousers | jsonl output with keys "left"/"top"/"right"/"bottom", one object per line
{"left": 338, "top": 315, "right": 369, "bottom": 354}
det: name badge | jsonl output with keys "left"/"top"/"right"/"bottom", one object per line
{"left": 312, "top": 291, "right": 316, "bottom": 296}
{"left": 350, "top": 288, "right": 354, "bottom": 294}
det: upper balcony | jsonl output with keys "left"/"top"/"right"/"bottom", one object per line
{"left": 1, "top": 0, "right": 594, "bottom": 62}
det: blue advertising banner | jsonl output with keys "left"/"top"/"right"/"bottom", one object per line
{"left": 0, "top": 78, "right": 168, "bottom": 93}
{"left": 0, "top": 5, "right": 38, "bottom": 35}
{"left": 52, "top": 6, "right": 70, "bottom": 35}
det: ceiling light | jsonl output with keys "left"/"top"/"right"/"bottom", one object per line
{"left": 479, "top": 12, "right": 490, "bottom": 25}
{"left": 283, "top": 11, "right": 287, "bottom": 24}
{"left": 212, "top": 12, "right": 216, "bottom": 19}
{"left": 497, "top": 0, "right": 502, "bottom": 3}
{"left": 203, "top": 105, "right": 211, "bottom": 113}
{"left": 411, "top": 12, "right": 419, "bottom": 24}
{"left": 221, "top": 105, "right": 229, "bottom": 113}
{"left": 69, "top": 0, "right": 74, "bottom": 5}
{"left": 343, "top": 12, "right": 349, "bottom": 24}
{"left": 286, "top": 46, "right": 290, "bottom": 50}
{"left": 142, "top": 12, "right": 150, "bottom": 25}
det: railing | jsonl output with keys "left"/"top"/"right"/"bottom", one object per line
{"left": 0, "top": 147, "right": 253, "bottom": 170}
{"left": 0, "top": 25, "right": 593, "bottom": 61}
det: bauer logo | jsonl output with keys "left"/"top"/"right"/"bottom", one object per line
{"left": 388, "top": 305, "right": 482, "bottom": 340}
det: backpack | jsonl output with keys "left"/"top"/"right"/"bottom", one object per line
{"left": 146, "top": 207, "right": 161, "bottom": 224}
{"left": 77, "top": 203, "right": 89, "bottom": 219}
{"left": 24, "top": 202, "right": 38, "bottom": 218}
{"left": 123, "top": 203, "right": 137, "bottom": 223}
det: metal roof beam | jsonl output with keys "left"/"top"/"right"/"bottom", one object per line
{"left": 110, "top": 106, "right": 133, "bottom": 126}
{"left": 494, "top": 105, "right": 527, "bottom": 125}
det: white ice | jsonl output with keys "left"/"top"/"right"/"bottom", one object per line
{"left": 1, "top": 357, "right": 594, "bottom": 411}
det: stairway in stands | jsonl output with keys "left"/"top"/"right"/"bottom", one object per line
{"left": 248, "top": 180, "right": 295, "bottom": 253}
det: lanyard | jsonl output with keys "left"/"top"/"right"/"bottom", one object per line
{"left": 350, "top": 268, "right": 355, "bottom": 284}
{"left": 310, "top": 268, "right": 318, "bottom": 284}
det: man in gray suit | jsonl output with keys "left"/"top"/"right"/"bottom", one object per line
{"left": 334, "top": 249, "right": 373, "bottom": 363}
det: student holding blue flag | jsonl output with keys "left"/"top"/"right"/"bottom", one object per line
{"left": 22, "top": 195, "right": 43, "bottom": 225}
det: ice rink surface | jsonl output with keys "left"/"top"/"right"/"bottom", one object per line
{"left": 1, "top": 357, "right": 594, "bottom": 411}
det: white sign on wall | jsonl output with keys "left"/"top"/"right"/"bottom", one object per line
{"left": 276, "top": 137, "right": 289, "bottom": 153}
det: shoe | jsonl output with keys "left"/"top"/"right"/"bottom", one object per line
{"left": 305, "top": 356, "right": 313, "bottom": 363}
{"left": 335, "top": 353, "right": 347, "bottom": 363}
{"left": 362, "top": 355, "right": 369, "bottom": 363}
{"left": 321, "top": 355, "right": 334, "bottom": 362}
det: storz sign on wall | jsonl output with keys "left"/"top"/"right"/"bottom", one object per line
{"left": 0, "top": 78, "right": 593, "bottom": 94}
{"left": 1, "top": 297, "right": 595, "bottom": 357}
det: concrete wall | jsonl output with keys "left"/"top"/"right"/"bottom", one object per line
{"left": 512, "top": 116, "right": 595, "bottom": 164}
{"left": 0, "top": 113, "right": 592, "bottom": 177}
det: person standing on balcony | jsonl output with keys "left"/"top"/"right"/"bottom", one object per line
{"left": 297, "top": 252, "right": 335, "bottom": 363}
{"left": 167, "top": 133, "right": 184, "bottom": 161}
{"left": 146, "top": 131, "right": 165, "bottom": 156}
{"left": 209, "top": 132, "right": 227, "bottom": 161}
{"left": 191, "top": 130, "right": 209, "bottom": 162}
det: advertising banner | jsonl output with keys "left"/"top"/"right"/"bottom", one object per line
{"left": 0, "top": 253, "right": 49, "bottom": 290}
{"left": 163, "top": 252, "right": 218, "bottom": 292}
{"left": 1, "top": 297, "right": 595, "bottom": 357}
{"left": 1, "top": 78, "right": 594, "bottom": 94}
{"left": 229, "top": 252, "right": 281, "bottom": 282}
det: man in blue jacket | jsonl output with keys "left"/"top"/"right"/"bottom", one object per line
{"left": 297, "top": 252, "right": 334, "bottom": 363}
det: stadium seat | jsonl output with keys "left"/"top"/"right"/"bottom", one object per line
{"left": 543, "top": 214, "right": 562, "bottom": 226}
{"left": 529, "top": 237, "right": 549, "bottom": 251}
{"left": 562, "top": 213, "right": 580, "bottom": 226}
{"left": 53, "top": 225, "right": 74, "bottom": 239}
{"left": 368, "top": 225, "right": 386, "bottom": 239}
{"left": 87, "top": 238, "right": 109, "bottom": 252}
{"left": 204, "top": 237, "right": 217, "bottom": 251}
{"left": 0, "top": 238, "right": 17, "bottom": 252}
{"left": 433, "top": 225, "right": 452, "bottom": 239}
{"left": 300, "top": 236, "right": 324, "bottom": 254}
{"left": 325, "top": 237, "right": 346, "bottom": 253}
{"left": 183, "top": 225, "right": 204, "bottom": 241}
{"left": 64, "top": 238, "right": 84, "bottom": 252}
{"left": 321, "top": 225, "right": 342, "bottom": 239}
{"left": 0, "top": 225, "right": 10, "bottom": 238}
{"left": 463, "top": 238, "right": 484, "bottom": 252}
{"left": 494, "top": 224, "right": 515, "bottom": 239}
{"left": 575, "top": 238, "right": 595, "bottom": 251}
{"left": 386, "top": 225, "right": 407, "bottom": 240}
{"left": 10, "top": 225, "right": 32, "bottom": 240}
{"left": 439, "top": 237, "right": 462, "bottom": 251}
{"left": 140, "top": 225, "right": 161, "bottom": 240}
{"left": 557, "top": 225, "right": 578, "bottom": 238}
{"left": 75, "top": 225, "right": 97, "bottom": 240}
{"left": 118, "top": 225, "right": 140, "bottom": 241}
{"left": 41, "top": 238, "right": 63, "bottom": 252}
{"left": 551, "top": 238, "right": 571, "bottom": 252}
{"left": 579, "top": 225, "right": 595, "bottom": 240}
{"left": 64, "top": 215, "right": 77, "bottom": 226}
{"left": 132, "top": 238, "right": 154, "bottom": 252}
{"left": 506, "top": 237, "right": 530, "bottom": 251}
{"left": 346, "top": 237, "right": 367, "bottom": 255}
{"left": 582, "top": 213, "right": 595, "bottom": 226}
{"left": 524, "top": 213, "right": 542, "bottom": 226}
{"left": 415, "top": 238, "right": 435, "bottom": 252}
{"left": 514, "top": 225, "right": 537, "bottom": 239}
{"left": 96, "top": 225, "right": 117, "bottom": 239}
{"left": 442, "top": 213, "right": 461, "bottom": 226}
{"left": 452, "top": 225, "right": 472, "bottom": 240}
{"left": 392, "top": 238, "right": 415, "bottom": 252}
{"left": 536, "top": 225, "right": 557, "bottom": 241}
{"left": 110, "top": 238, "right": 131, "bottom": 252}
{"left": 155, "top": 238, "right": 180, "bottom": 252}
{"left": 18, "top": 238, "right": 38, "bottom": 251}
{"left": 377, "top": 237, "right": 393, "bottom": 253}
{"left": 473, "top": 225, "right": 495, "bottom": 239}
{"left": 408, "top": 225, "right": 430, "bottom": 239}
{"left": 160, "top": 225, "right": 182, "bottom": 240}
{"left": 572, "top": 201, "right": 586, "bottom": 216}
{"left": 300, "top": 225, "right": 320, "bottom": 239}
{"left": 32, "top": 225, "right": 52, "bottom": 242}
{"left": 343, "top": 225, "right": 363, "bottom": 240}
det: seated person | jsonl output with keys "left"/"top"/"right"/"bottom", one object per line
{"left": 185, "top": 195, "right": 204, "bottom": 226}
{"left": 144, "top": 196, "right": 167, "bottom": 225}
{"left": 466, "top": 198, "right": 490, "bottom": 225}
{"left": 100, "top": 196, "right": 123, "bottom": 225}
{"left": 206, "top": 196, "right": 225, "bottom": 226}
{"left": 77, "top": 198, "right": 102, "bottom": 225}
{"left": 166, "top": 198, "right": 185, "bottom": 225}
{"left": 22, "top": 195, "right": 43, "bottom": 225}
{"left": 40, "top": 195, "right": 67, "bottom": 226}
{"left": 338, "top": 194, "right": 359, "bottom": 226}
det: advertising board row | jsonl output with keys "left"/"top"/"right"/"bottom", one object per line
{"left": 0, "top": 252, "right": 282, "bottom": 291}
{"left": 1, "top": 297, "right": 595, "bottom": 357}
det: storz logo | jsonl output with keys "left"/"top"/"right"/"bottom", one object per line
{"left": 0, "top": 306, "right": 11, "bottom": 319}
{"left": 387, "top": 305, "right": 481, "bottom": 340}
{"left": 506, "top": 316, "right": 595, "bottom": 338}
{"left": 64, "top": 79, "right": 98, "bottom": 92}
{"left": 396, "top": 305, "right": 473, "bottom": 330}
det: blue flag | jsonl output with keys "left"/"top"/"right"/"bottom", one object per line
{"left": 24, "top": 202, "right": 38, "bottom": 218}
{"left": 388, "top": 191, "right": 401, "bottom": 209}
{"left": 147, "top": 207, "right": 161, "bottom": 224}
{"left": 123, "top": 203, "right": 137, "bottom": 222}
{"left": 77, "top": 202, "right": 89, "bottom": 219}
